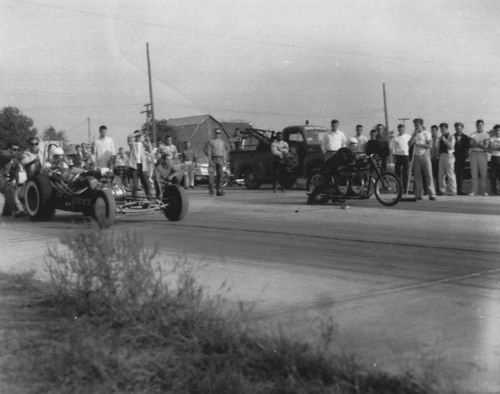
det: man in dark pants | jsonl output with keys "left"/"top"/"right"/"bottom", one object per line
{"left": 454, "top": 122, "right": 470, "bottom": 195}
{"left": 430, "top": 125, "right": 440, "bottom": 194}
{"left": 489, "top": 124, "right": 500, "bottom": 195}
{"left": 205, "top": 129, "right": 228, "bottom": 196}
{"left": 392, "top": 124, "right": 410, "bottom": 193}
{"left": 270, "top": 132, "right": 289, "bottom": 192}
{"left": 1, "top": 143, "right": 19, "bottom": 216}
{"left": 129, "top": 130, "right": 151, "bottom": 199}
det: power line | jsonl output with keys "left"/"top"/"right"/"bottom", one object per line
{"left": 16, "top": 102, "right": 143, "bottom": 111}
{"left": 8, "top": 0, "right": 498, "bottom": 70}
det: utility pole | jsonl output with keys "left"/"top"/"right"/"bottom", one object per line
{"left": 382, "top": 82, "right": 389, "bottom": 138}
{"left": 87, "top": 117, "right": 91, "bottom": 144}
{"left": 146, "top": 42, "right": 157, "bottom": 146}
{"left": 141, "top": 103, "right": 152, "bottom": 125}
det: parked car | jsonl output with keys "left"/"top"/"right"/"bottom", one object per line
{"left": 192, "top": 159, "right": 230, "bottom": 187}
{"left": 229, "top": 125, "right": 327, "bottom": 189}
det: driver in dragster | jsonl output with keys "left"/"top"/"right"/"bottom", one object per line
{"left": 44, "top": 146, "right": 103, "bottom": 195}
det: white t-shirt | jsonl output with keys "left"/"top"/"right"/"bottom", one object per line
{"left": 413, "top": 130, "right": 432, "bottom": 156}
{"left": 322, "top": 131, "right": 347, "bottom": 152}
{"left": 161, "top": 144, "right": 178, "bottom": 160}
{"left": 94, "top": 136, "right": 116, "bottom": 168}
{"left": 392, "top": 133, "right": 410, "bottom": 156}
{"left": 131, "top": 142, "right": 146, "bottom": 165}
{"left": 271, "top": 140, "right": 289, "bottom": 158}
{"left": 469, "top": 132, "right": 489, "bottom": 153}
{"left": 354, "top": 135, "right": 368, "bottom": 153}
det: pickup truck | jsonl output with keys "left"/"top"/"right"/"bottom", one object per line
{"left": 229, "top": 125, "right": 327, "bottom": 189}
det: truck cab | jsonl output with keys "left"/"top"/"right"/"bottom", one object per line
{"left": 281, "top": 125, "right": 326, "bottom": 183}
{"left": 229, "top": 125, "right": 327, "bottom": 189}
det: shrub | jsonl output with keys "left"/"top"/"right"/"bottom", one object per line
{"left": 6, "top": 229, "right": 445, "bottom": 393}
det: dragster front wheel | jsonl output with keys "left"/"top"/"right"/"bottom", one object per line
{"left": 162, "top": 185, "right": 189, "bottom": 221}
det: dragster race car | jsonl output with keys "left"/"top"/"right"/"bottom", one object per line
{"left": 18, "top": 141, "right": 188, "bottom": 228}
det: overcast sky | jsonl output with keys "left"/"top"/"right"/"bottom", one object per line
{"left": 1, "top": 0, "right": 500, "bottom": 143}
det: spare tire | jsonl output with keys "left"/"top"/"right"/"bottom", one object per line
{"left": 24, "top": 174, "right": 55, "bottom": 220}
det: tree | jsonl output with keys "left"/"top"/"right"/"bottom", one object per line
{"left": 0, "top": 106, "right": 38, "bottom": 149}
{"left": 42, "top": 126, "right": 68, "bottom": 144}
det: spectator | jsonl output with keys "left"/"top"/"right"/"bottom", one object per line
{"left": 270, "top": 132, "right": 290, "bottom": 192}
{"left": 160, "top": 136, "right": 178, "bottom": 166}
{"left": 182, "top": 141, "right": 196, "bottom": 189}
{"left": 0, "top": 143, "right": 17, "bottom": 201}
{"left": 21, "top": 136, "right": 42, "bottom": 177}
{"left": 375, "top": 124, "right": 385, "bottom": 140}
{"left": 409, "top": 118, "right": 436, "bottom": 200}
{"left": 73, "top": 144, "right": 84, "bottom": 168}
{"left": 128, "top": 130, "right": 151, "bottom": 199}
{"left": 392, "top": 124, "right": 410, "bottom": 193}
{"left": 437, "top": 123, "right": 457, "bottom": 195}
{"left": 142, "top": 134, "right": 157, "bottom": 197}
{"left": 204, "top": 128, "right": 228, "bottom": 196}
{"left": 155, "top": 153, "right": 183, "bottom": 199}
{"left": 469, "top": 119, "right": 489, "bottom": 196}
{"left": 79, "top": 144, "right": 94, "bottom": 170}
{"left": 488, "top": 124, "right": 500, "bottom": 195}
{"left": 454, "top": 122, "right": 470, "bottom": 195}
{"left": 321, "top": 119, "right": 347, "bottom": 160}
{"left": 430, "top": 125, "right": 440, "bottom": 194}
{"left": 1, "top": 143, "right": 24, "bottom": 216}
{"left": 354, "top": 124, "right": 368, "bottom": 154}
{"left": 94, "top": 125, "right": 115, "bottom": 168}
{"left": 114, "top": 147, "right": 129, "bottom": 186}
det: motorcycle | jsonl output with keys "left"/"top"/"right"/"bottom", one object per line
{"left": 307, "top": 148, "right": 402, "bottom": 206}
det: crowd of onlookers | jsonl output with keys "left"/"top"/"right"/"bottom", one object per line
{"left": 316, "top": 118, "right": 500, "bottom": 199}
{"left": 69, "top": 126, "right": 199, "bottom": 199}
{"left": 2, "top": 117, "right": 500, "bottom": 217}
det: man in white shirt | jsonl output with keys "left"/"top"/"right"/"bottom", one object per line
{"left": 161, "top": 136, "right": 178, "bottom": 158}
{"left": 354, "top": 124, "right": 368, "bottom": 154}
{"left": 128, "top": 130, "right": 151, "bottom": 199}
{"left": 321, "top": 119, "right": 347, "bottom": 159}
{"left": 469, "top": 119, "right": 489, "bottom": 196}
{"left": 409, "top": 118, "right": 436, "bottom": 200}
{"left": 270, "top": 132, "right": 289, "bottom": 192}
{"left": 437, "top": 123, "right": 456, "bottom": 195}
{"left": 489, "top": 124, "right": 500, "bottom": 195}
{"left": 94, "top": 125, "right": 116, "bottom": 169}
{"left": 392, "top": 124, "right": 411, "bottom": 193}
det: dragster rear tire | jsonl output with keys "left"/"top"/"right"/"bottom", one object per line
{"left": 24, "top": 175, "right": 55, "bottom": 221}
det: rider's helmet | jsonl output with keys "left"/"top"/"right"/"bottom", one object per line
{"left": 50, "top": 146, "right": 64, "bottom": 158}
{"left": 49, "top": 146, "right": 65, "bottom": 167}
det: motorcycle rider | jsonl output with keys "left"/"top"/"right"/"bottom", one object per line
{"left": 271, "top": 132, "right": 289, "bottom": 192}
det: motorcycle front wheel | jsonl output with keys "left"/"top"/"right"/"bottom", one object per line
{"left": 374, "top": 173, "right": 402, "bottom": 206}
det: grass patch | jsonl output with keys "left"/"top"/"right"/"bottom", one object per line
{"left": 3, "top": 230, "right": 447, "bottom": 393}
